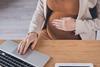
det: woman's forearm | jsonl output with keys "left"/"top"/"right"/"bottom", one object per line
{"left": 28, "top": 0, "right": 45, "bottom": 33}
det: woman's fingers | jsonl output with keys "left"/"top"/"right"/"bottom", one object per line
{"left": 52, "top": 19, "right": 62, "bottom": 24}
{"left": 55, "top": 24, "right": 63, "bottom": 29}
{"left": 52, "top": 19, "right": 62, "bottom": 22}
{"left": 17, "top": 40, "right": 26, "bottom": 54}
{"left": 17, "top": 41, "right": 22, "bottom": 53}
{"left": 52, "top": 19, "right": 65, "bottom": 30}
{"left": 52, "top": 19, "right": 62, "bottom": 26}
{"left": 17, "top": 32, "right": 38, "bottom": 55}
{"left": 22, "top": 39, "right": 33, "bottom": 54}
{"left": 17, "top": 41, "right": 23, "bottom": 53}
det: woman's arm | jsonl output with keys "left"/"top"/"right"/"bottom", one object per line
{"left": 28, "top": 0, "right": 45, "bottom": 33}
{"left": 75, "top": 1, "right": 100, "bottom": 35}
{"left": 17, "top": 0, "right": 45, "bottom": 55}
{"left": 75, "top": 18, "right": 100, "bottom": 35}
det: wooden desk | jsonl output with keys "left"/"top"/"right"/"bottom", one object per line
{"left": 0, "top": 40, "right": 100, "bottom": 67}
{"left": 36, "top": 40, "right": 100, "bottom": 67}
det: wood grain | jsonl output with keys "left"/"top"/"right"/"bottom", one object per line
{"left": 35, "top": 40, "right": 100, "bottom": 67}
{"left": 0, "top": 40, "right": 100, "bottom": 67}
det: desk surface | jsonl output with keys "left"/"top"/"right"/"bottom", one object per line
{"left": 0, "top": 40, "right": 100, "bottom": 67}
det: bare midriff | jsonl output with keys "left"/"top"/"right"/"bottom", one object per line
{"left": 47, "top": 0, "right": 81, "bottom": 39}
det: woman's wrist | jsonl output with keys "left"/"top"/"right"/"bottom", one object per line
{"left": 28, "top": 32, "right": 38, "bottom": 37}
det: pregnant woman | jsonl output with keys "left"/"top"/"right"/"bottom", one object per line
{"left": 17, "top": 0, "right": 100, "bottom": 54}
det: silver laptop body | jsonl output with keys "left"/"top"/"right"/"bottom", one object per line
{"left": 0, "top": 40, "right": 50, "bottom": 67}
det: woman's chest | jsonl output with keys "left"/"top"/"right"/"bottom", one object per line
{"left": 47, "top": 0, "right": 79, "bottom": 12}
{"left": 47, "top": 0, "right": 79, "bottom": 21}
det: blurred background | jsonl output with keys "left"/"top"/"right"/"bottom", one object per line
{"left": 0, "top": 0, "right": 38, "bottom": 40}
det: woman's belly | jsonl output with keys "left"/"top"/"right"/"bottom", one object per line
{"left": 46, "top": 0, "right": 81, "bottom": 39}
{"left": 47, "top": 12, "right": 81, "bottom": 39}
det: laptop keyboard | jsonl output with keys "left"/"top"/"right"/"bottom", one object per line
{"left": 0, "top": 50, "right": 35, "bottom": 67}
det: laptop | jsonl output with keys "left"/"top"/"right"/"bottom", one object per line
{"left": 0, "top": 40, "right": 50, "bottom": 67}
{"left": 55, "top": 63, "right": 93, "bottom": 67}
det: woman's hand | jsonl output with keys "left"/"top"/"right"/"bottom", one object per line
{"left": 51, "top": 17, "right": 76, "bottom": 31}
{"left": 17, "top": 32, "right": 38, "bottom": 55}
